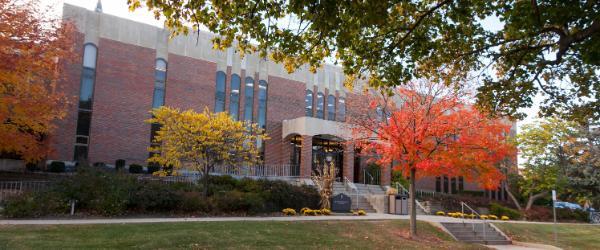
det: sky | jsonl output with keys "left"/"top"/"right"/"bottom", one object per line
{"left": 46, "top": 0, "right": 542, "bottom": 141}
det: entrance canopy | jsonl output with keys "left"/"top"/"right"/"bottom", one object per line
{"left": 282, "top": 116, "right": 352, "bottom": 140}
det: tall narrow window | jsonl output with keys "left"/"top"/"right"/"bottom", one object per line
{"left": 305, "top": 90, "right": 313, "bottom": 116}
{"left": 150, "top": 59, "right": 167, "bottom": 154}
{"left": 257, "top": 80, "right": 268, "bottom": 159}
{"left": 74, "top": 44, "right": 98, "bottom": 161}
{"left": 338, "top": 97, "right": 346, "bottom": 122}
{"left": 443, "top": 175, "right": 449, "bottom": 193}
{"left": 458, "top": 176, "right": 464, "bottom": 192}
{"left": 229, "top": 74, "right": 241, "bottom": 120}
{"left": 214, "top": 71, "right": 226, "bottom": 112}
{"left": 435, "top": 176, "right": 441, "bottom": 192}
{"left": 316, "top": 92, "right": 324, "bottom": 119}
{"left": 451, "top": 177, "right": 457, "bottom": 194}
{"left": 244, "top": 77, "right": 254, "bottom": 122}
{"left": 152, "top": 59, "right": 167, "bottom": 108}
{"left": 327, "top": 94, "right": 335, "bottom": 121}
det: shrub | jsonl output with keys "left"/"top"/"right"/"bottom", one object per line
{"left": 48, "top": 161, "right": 65, "bottom": 173}
{"left": 115, "top": 159, "right": 126, "bottom": 171}
{"left": 282, "top": 208, "right": 296, "bottom": 216}
{"left": 178, "top": 191, "right": 210, "bottom": 213}
{"left": 488, "top": 215, "right": 498, "bottom": 220}
{"left": 147, "top": 163, "right": 160, "bottom": 174}
{"left": 129, "top": 182, "right": 182, "bottom": 212}
{"left": 213, "top": 190, "right": 264, "bottom": 215}
{"left": 479, "top": 215, "right": 488, "bottom": 220}
{"left": 320, "top": 208, "right": 331, "bottom": 215}
{"left": 556, "top": 208, "right": 589, "bottom": 222}
{"left": 0, "top": 191, "right": 68, "bottom": 218}
{"left": 490, "top": 202, "right": 522, "bottom": 220}
{"left": 300, "top": 207, "right": 310, "bottom": 214}
{"left": 501, "top": 216, "right": 510, "bottom": 221}
{"left": 93, "top": 162, "right": 106, "bottom": 168}
{"left": 357, "top": 209, "right": 367, "bottom": 216}
{"left": 128, "top": 164, "right": 144, "bottom": 174}
{"left": 253, "top": 179, "right": 319, "bottom": 212}
{"left": 26, "top": 162, "right": 40, "bottom": 171}
{"left": 524, "top": 206, "right": 552, "bottom": 221}
{"left": 436, "top": 211, "right": 445, "bottom": 216}
{"left": 53, "top": 166, "right": 136, "bottom": 216}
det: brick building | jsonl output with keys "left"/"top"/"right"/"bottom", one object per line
{"left": 50, "top": 3, "right": 514, "bottom": 199}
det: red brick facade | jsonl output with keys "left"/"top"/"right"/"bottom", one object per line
{"left": 49, "top": 25, "right": 512, "bottom": 195}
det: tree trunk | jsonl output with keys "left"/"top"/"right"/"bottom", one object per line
{"left": 504, "top": 182, "right": 522, "bottom": 211}
{"left": 202, "top": 165, "right": 211, "bottom": 198}
{"left": 409, "top": 167, "right": 417, "bottom": 238}
{"left": 525, "top": 191, "right": 549, "bottom": 211}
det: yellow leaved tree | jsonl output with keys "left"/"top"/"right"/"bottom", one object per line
{"left": 146, "top": 107, "right": 268, "bottom": 197}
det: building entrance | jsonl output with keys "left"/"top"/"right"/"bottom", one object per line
{"left": 312, "top": 135, "right": 344, "bottom": 181}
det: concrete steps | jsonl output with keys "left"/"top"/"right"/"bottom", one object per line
{"left": 441, "top": 222, "right": 511, "bottom": 245}
{"left": 332, "top": 182, "right": 378, "bottom": 213}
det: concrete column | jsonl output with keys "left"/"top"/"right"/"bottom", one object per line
{"left": 300, "top": 135, "right": 313, "bottom": 177}
{"left": 381, "top": 161, "right": 392, "bottom": 186}
{"left": 343, "top": 142, "right": 355, "bottom": 182}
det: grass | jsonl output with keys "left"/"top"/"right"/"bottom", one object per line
{"left": 494, "top": 222, "right": 600, "bottom": 250}
{"left": 0, "top": 220, "right": 485, "bottom": 249}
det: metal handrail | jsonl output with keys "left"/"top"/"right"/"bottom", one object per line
{"left": 461, "top": 201, "right": 487, "bottom": 242}
{"left": 344, "top": 176, "right": 359, "bottom": 210}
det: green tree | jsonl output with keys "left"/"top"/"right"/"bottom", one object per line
{"left": 563, "top": 122, "right": 600, "bottom": 206}
{"left": 128, "top": 0, "right": 599, "bottom": 121}
{"left": 516, "top": 117, "right": 578, "bottom": 210}
{"left": 147, "top": 107, "right": 268, "bottom": 197}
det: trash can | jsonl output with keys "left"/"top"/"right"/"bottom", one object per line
{"left": 389, "top": 194, "right": 408, "bottom": 215}
{"left": 395, "top": 194, "right": 408, "bottom": 215}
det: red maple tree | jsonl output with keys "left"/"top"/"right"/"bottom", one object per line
{"left": 0, "top": 0, "right": 75, "bottom": 163}
{"left": 349, "top": 81, "right": 516, "bottom": 237}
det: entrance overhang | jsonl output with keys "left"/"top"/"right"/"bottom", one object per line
{"left": 282, "top": 116, "right": 352, "bottom": 140}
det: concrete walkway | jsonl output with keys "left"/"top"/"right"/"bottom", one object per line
{"left": 0, "top": 214, "right": 591, "bottom": 226}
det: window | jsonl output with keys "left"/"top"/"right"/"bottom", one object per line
{"left": 74, "top": 43, "right": 98, "bottom": 161}
{"left": 458, "top": 176, "right": 464, "bottom": 192}
{"left": 257, "top": 80, "right": 268, "bottom": 159}
{"left": 152, "top": 59, "right": 167, "bottom": 109}
{"left": 338, "top": 97, "right": 346, "bottom": 122}
{"left": 150, "top": 59, "right": 168, "bottom": 153}
{"left": 435, "top": 176, "right": 441, "bottom": 192}
{"left": 316, "top": 92, "right": 324, "bottom": 119}
{"left": 229, "top": 74, "right": 241, "bottom": 120}
{"left": 327, "top": 95, "right": 335, "bottom": 121}
{"left": 214, "top": 71, "right": 226, "bottom": 112}
{"left": 244, "top": 77, "right": 254, "bottom": 122}
{"left": 451, "top": 177, "right": 457, "bottom": 194}
{"left": 257, "top": 80, "right": 268, "bottom": 129}
{"left": 443, "top": 175, "right": 449, "bottom": 193}
{"left": 305, "top": 90, "right": 313, "bottom": 116}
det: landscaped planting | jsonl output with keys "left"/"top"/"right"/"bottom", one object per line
{"left": 0, "top": 167, "right": 319, "bottom": 218}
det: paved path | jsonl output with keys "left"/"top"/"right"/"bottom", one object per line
{"left": 0, "top": 214, "right": 592, "bottom": 226}
{"left": 0, "top": 214, "right": 416, "bottom": 225}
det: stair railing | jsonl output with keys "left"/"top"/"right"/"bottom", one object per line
{"left": 344, "top": 176, "right": 359, "bottom": 210}
{"left": 461, "top": 201, "right": 486, "bottom": 242}
{"left": 363, "top": 169, "right": 375, "bottom": 193}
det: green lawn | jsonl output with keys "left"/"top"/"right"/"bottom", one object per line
{"left": 0, "top": 220, "right": 485, "bottom": 249}
{"left": 494, "top": 222, "right": 600, "bottom": 250}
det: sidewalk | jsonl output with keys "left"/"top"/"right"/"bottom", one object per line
{"left": 0, "top": 214, "right": 593, "bottom": 225}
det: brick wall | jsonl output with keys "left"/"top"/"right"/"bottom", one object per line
{"left": 165, "top": 53, "right": 217, "bottom": 112}
{"left": 87, "top": 38, "right": 155, "bottom": 165}
{"left": 48, "top": 32, "right": 84, "bottom": 161}
{"left": 263, "top": 76, "right": 305, "bottom": 165}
